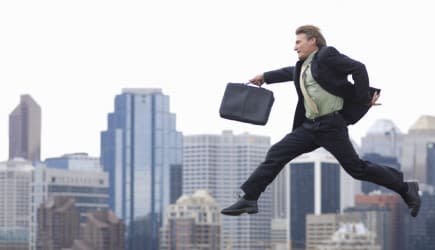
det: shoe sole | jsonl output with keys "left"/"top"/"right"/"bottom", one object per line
{"left": 221, "top": 208, "right": 258, "bottom": 216}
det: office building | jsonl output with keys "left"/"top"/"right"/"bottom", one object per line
{"left": 426, "top": 143, "right": 435, "bottom": 187}
{"left": 344, "top": 206, "right": 392, "bottom": 250}
{"left": 272, "top": 169, "right": 287, "bottom": 219}
{"left": 305, "top": 213, "right": 361, "bottom": 250}
{"left": 401, "top": 115, "right": 435, "bottom": 183}
{"left": 101, "top": 88, "right": 182, "bottom": 250}
{"left": 361, "top": 119, "right": 403, "bottom": 159}
{"left": 400, "top": 185, "right": 435, "bottom": 250}
{"left": 316, "top": 223, "right": 381, "bottom": 250}
{"left": 30, "top": 165, "right": 109, "bottom": 249}
{"left": 288, "top": 148, "right": 356, "bottom": 250}
{"left": 70, "top": 210, "right": 125, "bottom": 250}
{"left": 9, "top": 94, "right": 41, "bottom": 161}
{"left": 169, "top": 164, "right": 183, "bottom": 204}
{"left": 160, "top": 189, "right": 220, "bottom": 250}
{"left": 354, "top": 193, "right": 405, "bottom": 250}
{"left": 271, "top": 170, "right": 288, "bottom": 250}
{"left": 44, "top": 153, "right": 101, "bottom": 171}
{"left": 0, "top": 159, "right": 33, "bottom": 250}
{"left": 36, "top": 196, "right": 80, "bottom": 250}
{"left": 183, "top": 130, "right": 272, "bottom": 250}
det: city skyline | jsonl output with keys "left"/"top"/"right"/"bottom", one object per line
{"left": 2, "top": 0, "right": 435, "bottom": 161}
{"left": 0, "top": 89, "right": 432, "bottom": 161}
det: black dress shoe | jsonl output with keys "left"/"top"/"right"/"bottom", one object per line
{"left": 221, "top": 198, "right": 258, "bottom": 216}
{"left": 401, "top": 182, "right": 421, "bottom": 217}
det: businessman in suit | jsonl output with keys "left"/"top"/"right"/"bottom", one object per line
{"left": 221, "top": 25, "right": 421, "bottom": 217}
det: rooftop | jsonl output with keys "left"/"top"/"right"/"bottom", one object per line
{"left": 366, "top": 119, "right": 402, "bottom": 135}
{"left": 409, "top": 115, "right": 435, "bottom": 132}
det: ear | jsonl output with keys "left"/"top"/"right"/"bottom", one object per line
{"left": 309, "top": 37, "right": 317, "bottom": 46}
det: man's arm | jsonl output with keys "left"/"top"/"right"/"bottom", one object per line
{"left": 249, "top": 66, "right": 295, "bottom": 86}
{"left": 321, "top": 47, "right": 371, "bottom": 104}
{"left": 264, "top": 66, "right": 295, "bottom": 84}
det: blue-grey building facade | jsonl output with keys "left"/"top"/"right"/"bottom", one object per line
{"left": 427, "top": 143, "right": 435, "bottom": 187}
{"left": 100, "top": 88, "right": 182, "bottom": 250}
{"left": 401, "top": 187, "right": 435, "bottom": 250}
{"left": 287, "top": 149, "right": 351, "bottom": 250}
{"left": 44, "top": 152, "right": 101, "bottom": 171}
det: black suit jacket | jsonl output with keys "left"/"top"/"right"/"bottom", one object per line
{"left": 264, "top": 46, "right": 380, "bottom": 130}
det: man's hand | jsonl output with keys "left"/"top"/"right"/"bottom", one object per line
{"left": 249, "top": 74, "right": 265, "bottom": 86}
{"left": 370, "top": 91, "right": 381, "bottom": 106}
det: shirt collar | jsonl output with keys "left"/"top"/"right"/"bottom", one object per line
{"left": 302, "top": 50, "right": 318, "bottom": 66}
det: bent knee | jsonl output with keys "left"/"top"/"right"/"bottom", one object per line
{"left": 341, "top": 160, "right": 369, "bottom": 180}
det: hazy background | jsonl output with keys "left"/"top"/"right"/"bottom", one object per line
{"left": 1, "top": 0, "right": 434, "bottom": 159}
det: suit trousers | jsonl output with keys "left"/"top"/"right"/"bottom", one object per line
{"left": 240, "top": 112, "right": 407, "bottom": 199}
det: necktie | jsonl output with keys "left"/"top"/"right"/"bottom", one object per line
{"left": 299, "top": 64, "right": 319, "bottom": 115}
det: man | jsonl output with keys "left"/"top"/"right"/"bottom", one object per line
{"left": 221, "top": 25, "right": 421, "bottom": 217}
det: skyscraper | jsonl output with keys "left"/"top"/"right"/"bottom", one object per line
{"left": 183, "top": 130, "right": 272, "bottom": 250}
{"left": 426, "top": 142, "right": 435, "bottom": 187}
{"left": 401, "top": 185, "right": 435, "bottom": 250}
{"left": 100, "top": 88, "right": 182, "bottom": 250}
{"left": 401, "top": 115, "right": 435, "bottom": 183}
{"left": 169, "top": 164, "right": 183, "bottom": 204}
{"left": 270, "top": 170, "right": 288, "bottom": 250}
{"left": 344, "top": 206, "right": 393, "bottom": 250}
{"left": 0, "top": 159, "right": 33, "bottom": 250}
{"left": 361, "top": 119, "right": 403, "bottom": 159}
{"left": 354, "top": 193, "right": 405, "bottom": 250}
{"left": 287, "top": 148, "right": 356, "bottom": 250}
{"left": 9, "top": 94, "right": 41, "bottom": 161}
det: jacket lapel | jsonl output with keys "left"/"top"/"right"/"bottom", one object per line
{"left": 294, "top": 60, "right": 304, "bottom": 99}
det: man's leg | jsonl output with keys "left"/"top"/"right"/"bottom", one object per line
{"left": 241, "top": 126, "right": 318, "bottom": 199}
{"left": 221, "top": 126, "right": 318, "bottom": 216}
{"left": 318, "top": 114, "right": 421, "bottom": 216}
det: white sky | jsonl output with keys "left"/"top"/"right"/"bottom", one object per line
{"left": 1, "top": 0, "right": 434, "bottom": 160}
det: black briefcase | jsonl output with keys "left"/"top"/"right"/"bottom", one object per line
{"left": 219, "top": 83, "right": 274, "bottom": 125}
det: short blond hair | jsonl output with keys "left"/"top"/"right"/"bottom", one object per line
{"left": 296, "top": 25, "right": 327, "bottom": 48}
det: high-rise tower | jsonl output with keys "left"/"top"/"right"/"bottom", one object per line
{"left": 100, "top": 88, "right": 182, "bottom": 250}
{"left": 288, "top": 148, "right": 356, "bottom": 250}
{"left": 9, "top": 94, "right": 41, "bottom": 161}
{"left": 183, "top": 130, "right": 272, "bottom": 250}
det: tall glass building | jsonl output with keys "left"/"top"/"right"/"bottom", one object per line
{"left": 100, "top": 88, "right": 182, "bottom": 250}
{"left": 427, "top": 142, "right": 435, "bottom": 187}
{"left": 287, "top": 148, "right": 355, "bottom": 250}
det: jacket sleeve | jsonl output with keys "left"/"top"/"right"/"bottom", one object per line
{"left": 321, "top": 47, "right": 371, "bottom": 104}
{"left": 263, "top": 66, "right": 295, "bottom": 84}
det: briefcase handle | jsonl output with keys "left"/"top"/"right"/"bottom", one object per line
{"left": 244, "top": 82, "right": 263, "bottom": 88}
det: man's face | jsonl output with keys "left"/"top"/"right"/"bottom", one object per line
{"left": 294, "top": 33, "right": 318, "bottom": 60}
